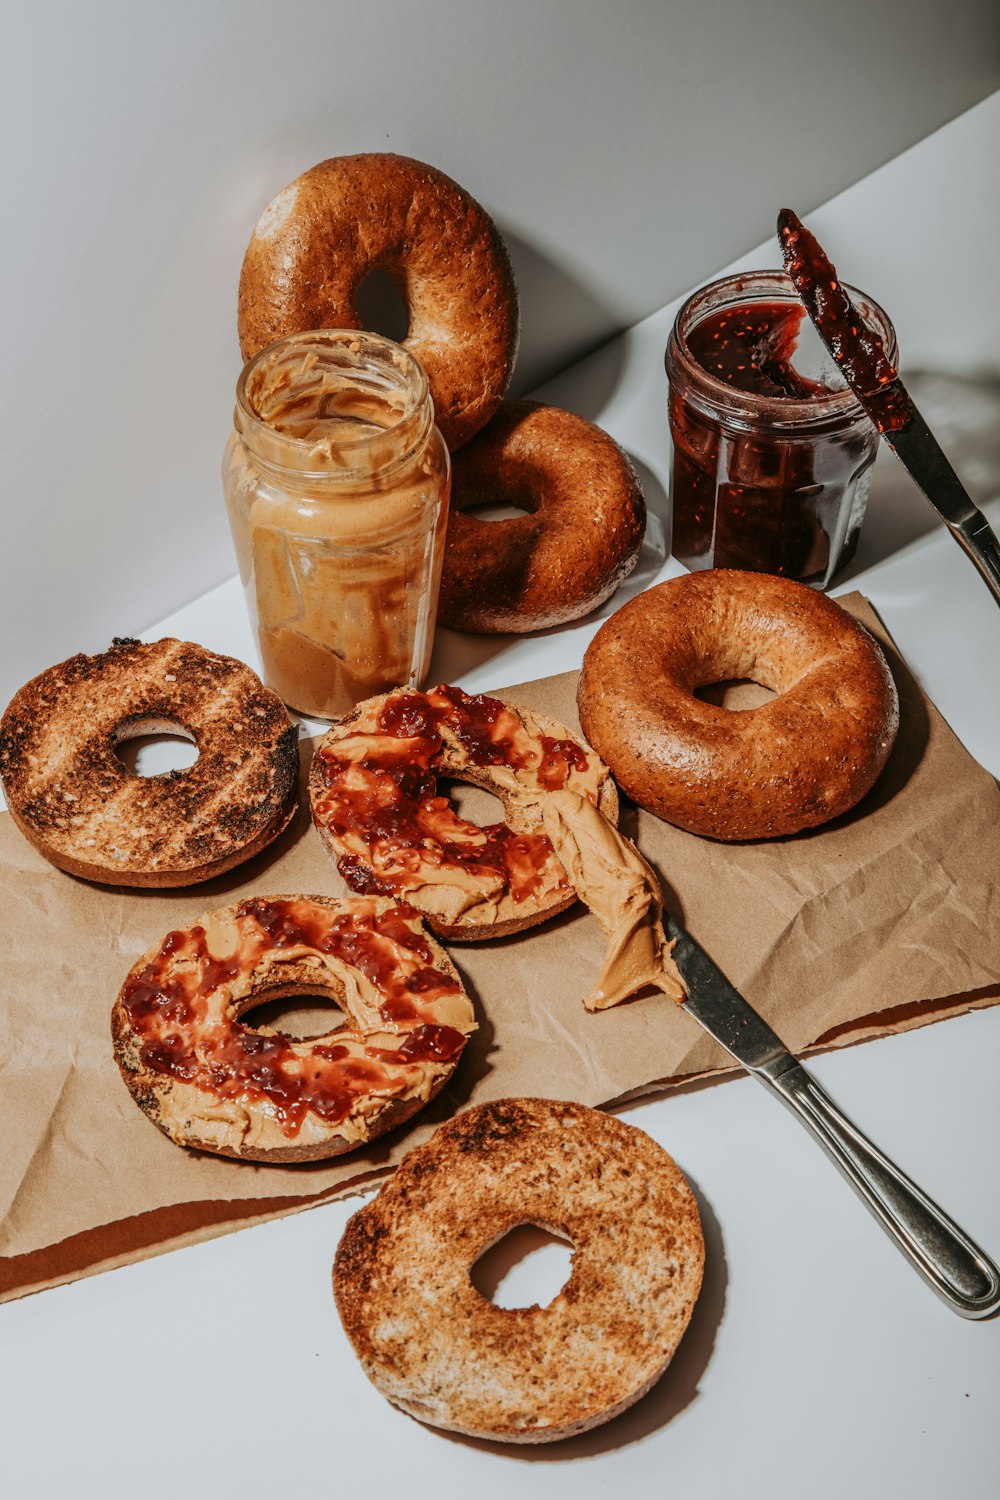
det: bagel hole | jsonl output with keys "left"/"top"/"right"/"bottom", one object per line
{"left": 465, "top": 499, "right": 534, "bottom": 523}
{"left": 694, "top": 678, "right": 778, "bottom": 711}
{"left": 243, "top": 991, "right": 346, "bottom": 1041}
{"left": 113, "top": 720, "right": 199, "bottom": 776}
{"left": 471, "top": 1225, "right": 574, "bottom": 1310}
{"left": 441, "top": 779, "right": 506, "bottom": 827}
{"left": 354, "top": 267, "right": 409, "bottom": 344}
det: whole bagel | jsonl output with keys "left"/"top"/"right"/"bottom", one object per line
{"left": 238, "top": 153, "right": 519, "bottom": 450}
{"left": 334, "top": 1098, "right": 704, "bottom": 1443}
{"left": 577, "top": 570, "right": 899, "bottom": 841}
{"left": 0, "top": 638, "right": 298, "bottom": 885}
{"left": 437, "top": 399, "right": 647, "bottom": 632}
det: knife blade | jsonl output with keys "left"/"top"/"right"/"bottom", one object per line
{"left": 665, "top": 913, "right": 1000, "bottom": 1318}
{"left": 884, "top": 404, "right": 1000, "bottom": 604}
{"left": 777, "top": 208, "right": 1000, "bottom": 608}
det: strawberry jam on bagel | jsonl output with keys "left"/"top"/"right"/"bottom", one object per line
{"left": 308, "top": 686, "right": 617, "bottom": 941}
{"left": 112, "top": 894, "right": 475, "bottom": 1161}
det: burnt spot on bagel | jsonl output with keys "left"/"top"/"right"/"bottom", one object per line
{"left": 0, "top": 638, "right": 300, "bottom": 885}
{"left": 454, "top": 1097, "right": 537, "bottom": 1154}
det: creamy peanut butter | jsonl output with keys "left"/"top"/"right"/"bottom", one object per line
{"left": 310, "top": 687, "right": 611, "bottom": 934}
{"left": 540, "top": 791, "right": 686, "bottom": 1010}
{"left": 308, "top": 685, "right": 682, "bottom": 1008}
{"left": 224, "top": 331, "right": 450, "bottom": 720}
{"left": 113, "top": 895, "right": 475, "bottom": 1159}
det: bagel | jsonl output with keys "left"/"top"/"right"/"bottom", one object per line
{"left": 334, "top": 1097, "right": 704, "bottom": 1443}
{"left": 578, "top": 570, "right": 899, "bottom": 841}
{"left": 0, "top": 638, "right": 299, "bottom": 886}
{"left": 238, "top": 153, "right": 519, "bottom": 451}
{"left": 308, "top": 684, "right": 616, "bottom": 941}
{"left": 437, "top": 399, "right": 647, "bottom": 633}
{"left": 111, "top": 894, "right": 476, "bottom": 1162}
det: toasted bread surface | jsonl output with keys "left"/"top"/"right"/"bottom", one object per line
{"left": 0, "top": 637, "right": 299, "bottom": 885}
{"left": 334, "top": 1097, "right": 704, "bottom": 1442}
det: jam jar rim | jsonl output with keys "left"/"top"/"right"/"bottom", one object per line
{"left": 234, "top": 328, "right": 436, "bottom": 484}
{"left": 665, "top": 269, "right": 898, "bottom": 434}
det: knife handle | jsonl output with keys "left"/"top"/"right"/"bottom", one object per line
{"left": 758, "top": 1061, "right": 1000, "bottom": 1318}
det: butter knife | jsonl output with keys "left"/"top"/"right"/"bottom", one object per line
{"left": 778, "top": 208, "right": 1000, "bottom": 608}
{"left": 667, "top": 915, "right": 1000, "bottom": 1318}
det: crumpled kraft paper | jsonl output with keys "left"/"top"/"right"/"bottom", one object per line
{"left": 1, "top": 594, "right": 997, "bottom": 1301}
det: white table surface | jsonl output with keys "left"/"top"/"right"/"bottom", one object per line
{"left": 3, "top": 96, "right": 999, "bottom": 1499}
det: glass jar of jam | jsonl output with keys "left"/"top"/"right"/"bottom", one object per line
{"left": 665, "top": 271, "right": 897, "bottom": 587}
{"left": 223, "top": 330, "right": 450, "bottom": 719}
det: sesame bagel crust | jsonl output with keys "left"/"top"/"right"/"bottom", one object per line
{"left": 577, "top": 571, "right": 899, "bottom": 841}
{"left": 438, "top": 400, "right": 647, "bottom": 633}
{"left": 334, "top": 1098, "right": 704, "bottom": 1442}
{"left": 238, "top": 153, "right": 519, "bottom": 451}
{"left": 0, "top": 638, "right": 299, "bottom": 885}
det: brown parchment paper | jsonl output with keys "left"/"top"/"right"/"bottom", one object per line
{"left": 2, "top": 594, "right": 998, "bottom": 1302}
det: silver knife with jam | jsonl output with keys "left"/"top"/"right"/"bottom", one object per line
{"left": 778, "top": 207, "right": 1000, "bottom": 607}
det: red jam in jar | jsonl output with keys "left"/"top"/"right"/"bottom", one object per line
{"left": 665, "top": 271, "right": 897, "bottom": 587}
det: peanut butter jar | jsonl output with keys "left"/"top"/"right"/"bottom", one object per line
{"left": 223, "top": 330, "right": 451, "bottom": 719}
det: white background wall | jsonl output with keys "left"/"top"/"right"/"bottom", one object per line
{"left": 1, "top": 0, "right": 997, "bottom": 706}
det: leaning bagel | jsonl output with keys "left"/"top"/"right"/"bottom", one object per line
{"left": 438, "top": 400, "right": 647, "bottom": 633}
{"left": 0, "top": 638, "right": 299, "bottom": 885}
{"left": 238, "top": 153, "right": 519, "bottom": 450}
{"left": 308, "top": 683, "right": 616, "bottom": 940}
{"left": 334, "top": 1097, "right": 704, "bottom": 1443}
{"left": 578, "top": 570, "right": 899, "bottom": 841}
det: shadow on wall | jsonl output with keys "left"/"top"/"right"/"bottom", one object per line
{"left": 334, "top": 228, "right": 631, "bottom": 420}
{"left": 500, "top": 229, "right": 628, "bottom": 401}
{"left": 840, "top": 367, "right": 1000, "bottom": 585}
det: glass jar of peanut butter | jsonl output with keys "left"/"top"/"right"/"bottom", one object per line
{"left": 223, "top": 330, "right": 451, "bottom": 719}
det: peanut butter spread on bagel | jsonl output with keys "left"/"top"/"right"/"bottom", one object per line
{"left": 112, "top": 894, "right": 476, "bottom": 1162}
{"left": 541, "top": 791, "right": 685, "bottom": 1010}
{"left": 309, "top": 686, "right": 614, "bottom": 940}
{"left": 310, "top": 686, "right": 682, "bottom": 1007}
